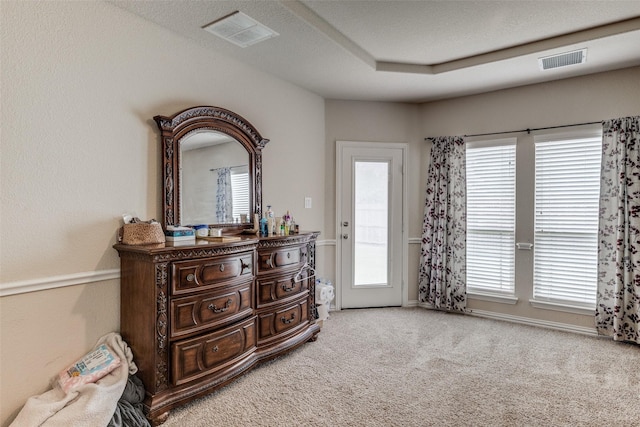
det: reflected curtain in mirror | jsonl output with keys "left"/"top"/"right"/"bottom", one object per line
{"left": 216, "top": 167, "right": 233, "bottom": 223}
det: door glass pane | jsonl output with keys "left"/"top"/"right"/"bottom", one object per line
{"left": 354, "top": 161, "right": 388, "bottom": 286}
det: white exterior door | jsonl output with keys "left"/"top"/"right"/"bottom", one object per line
{"left": 336, "top": 141, "right": 406, "bottom": 309}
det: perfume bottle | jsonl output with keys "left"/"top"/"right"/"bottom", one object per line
{"left": 260, "top": 214, "right": 268, "bottom": 237}
{"left": 266, "top": 205, "right": 275, "bottom": 234}
{"left": 283, "top": 210, "right": 291, "bottom": 235}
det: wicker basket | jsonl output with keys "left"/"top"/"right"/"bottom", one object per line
{"left": 119, "top": 222, "right": 165, "bottom": 245}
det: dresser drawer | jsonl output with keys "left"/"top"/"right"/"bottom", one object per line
{"left": 257, "top": 244, "right": 308, "bottom": 275}
{"left": 256, "top": 270, "right": 310, "bottom": 309}
{"left": 172, "top": 252, "right": 253, "bottom": 295}
{"left": 170, "top": 281, "right": 253, "bottom": 338}
{"left": 171, "top": 316, "right": 256, "bottom": 386}
{"left": 257, "top": 298, "right": 309, "bottom": 345}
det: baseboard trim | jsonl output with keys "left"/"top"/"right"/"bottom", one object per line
{"left": 0, "top": 269, "right": 121, "bottom": 297}
{"left": 470, "top": 309, "right": 598, "bottom": 336}
{"left": 316, "top": 239, "right": 336, "bottom": 247}
{"left": 415, "top": 303, "right": 597, "bottom": 336}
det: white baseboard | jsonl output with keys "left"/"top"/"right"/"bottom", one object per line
{"left": 469, "top": 309, "right": 598, "bottom": 336}
{"left": 0, "top": 269, "right": 120, "bottom": 297}
{"left": 414, "top": 303, "right": 597, "bottom": 336}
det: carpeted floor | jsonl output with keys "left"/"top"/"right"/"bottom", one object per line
{"left": 162, "top": 307, "right": 640, "bottom": 426}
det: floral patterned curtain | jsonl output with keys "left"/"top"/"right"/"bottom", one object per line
{"left": 419, "top": 136, "right": 467, "bottom": 312}
{"left": 216, "top": 167, "right": 233, "bottom": 223}
{"left": 595, "top": 116, "right": 640, "bottom": 344}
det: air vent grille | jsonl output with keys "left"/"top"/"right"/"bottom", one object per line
{"left": 538, "top": 49, "right": 587, "bottom": 70}
{"left": 203, "top": 11, "right": 279, "bottom": 48}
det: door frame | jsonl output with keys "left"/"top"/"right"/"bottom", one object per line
{"left": 335, "top": 140, "right": 409, "bottom": 310}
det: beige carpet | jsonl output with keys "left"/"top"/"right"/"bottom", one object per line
{"left": 162, "top": 307, "right": 640, "bottom": 426}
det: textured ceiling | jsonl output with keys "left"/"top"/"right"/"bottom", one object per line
{"left": 110, "top": 0, "right": 640, "bottom": 103}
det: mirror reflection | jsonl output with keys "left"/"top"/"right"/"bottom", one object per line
{"left": 181, "top": 131, "right": 250, "bottom": 225}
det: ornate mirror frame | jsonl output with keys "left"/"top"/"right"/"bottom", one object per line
{"left": 153, "top": 106, "right": 269, "bottom": 229}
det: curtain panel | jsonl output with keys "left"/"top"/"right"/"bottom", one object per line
{"left": 216, "top": 167, "right": 233, "bottom": 223}
{"left": 419, "top": 136, "right": 467, "bottom": 312}
{"left": 596, "top": 116, "right": 640, "bottom": 344}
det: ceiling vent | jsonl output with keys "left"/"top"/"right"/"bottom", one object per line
{"left": 203, "top": 11, "right": 279, "bottom": 48}
{"left": 538, "top": 48, "right": 587, "bottom": 71}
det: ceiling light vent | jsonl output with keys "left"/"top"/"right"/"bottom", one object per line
{"left": 203, "top": 11, "right": 279, "bottom": 48}
{"left": 538, "top": 49, "right": 587, "bottom": 71}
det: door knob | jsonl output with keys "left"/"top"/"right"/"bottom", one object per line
{"left": 342, "top": 234, "right": 348, "bottom": 239}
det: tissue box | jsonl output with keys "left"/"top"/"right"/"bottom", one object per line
{"left": 165, "top": 226, "right": 195, "bottom": 240}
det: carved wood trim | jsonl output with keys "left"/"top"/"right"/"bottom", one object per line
{"left": 155, "top": 106, "right": 268, "bottom": 149}
{"left": 114, "top": 242, "right": 259, "bottom": 263}
{"left": 257, "top": 234, "right": 315, "bottom": 249}
{"left": 155, "top": 263, "right": 169, "bottom": 391}
{"left": 307, "top": 239, "right": 317, "bottom": 324}
{"left": 151, "top": 244, "right": 258, "bottom": 263}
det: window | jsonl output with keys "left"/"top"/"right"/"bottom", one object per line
{"left": 230, "top": 166, "right": 249, "bottom": 222}
{"left": 533, "top": 131, "right": 602, "bottom": 310}
{"left": 466, "top": 139, "right": 516, "bottom": 295}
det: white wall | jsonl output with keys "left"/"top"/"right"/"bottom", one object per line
{"left": 0, "top": 2, "right": 324, "bottom": 424}
{"left": 323, "top": 100, "right": 423, "bottom": 303}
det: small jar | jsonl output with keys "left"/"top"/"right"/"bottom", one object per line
{"left": 193, "top": 224, "right": 208, "bottom": 238}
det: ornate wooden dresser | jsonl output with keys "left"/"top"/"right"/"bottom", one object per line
{"left": 114, "top": 231, "right": 320, "bottom": 425}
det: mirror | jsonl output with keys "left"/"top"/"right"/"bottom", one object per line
{"left": 154, "top": 106, "right": 268, "bottom": 230}
{"left": 181, "top": 131, "right": 249, "bottom": 225}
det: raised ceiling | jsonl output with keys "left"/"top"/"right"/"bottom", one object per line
{"left": 111, "top": 0, "right": 640, "bottom": 103}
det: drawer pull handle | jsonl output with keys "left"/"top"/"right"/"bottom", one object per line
{"left": 241, "top": 261, "right": 250, "bottom": 272}
{"left": 287, "top": 252, "right": 291, "bottom": 259}
{"left": 212, "top": 345, "right": 219, "bottom": 352}
{"left": 281, "top": 313, "right": 296, "bottom": 324}
{"left": 186, "top": 273, "right": 195, "bottom": 282}
{"left": 208, "top": 298, "right": 232, "bottom": 313}
{"left": 219, "top": 264, "right": 225, "bottom": 272}
{"left": 282, "top": 282, "right": 296, "bottom": 292}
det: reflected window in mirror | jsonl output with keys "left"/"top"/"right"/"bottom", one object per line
{"left": 230, "top": 165, "right": 250, "bottom": 223}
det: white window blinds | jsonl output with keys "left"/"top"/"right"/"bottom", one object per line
{"left": 533, "top": 131, "right": 602, "bottom": 308}
{"left": 466, "top": 139, "right": 516, "bottom": 295}
{"left": 231, "top": 167, "right": 249, "bottom": 221}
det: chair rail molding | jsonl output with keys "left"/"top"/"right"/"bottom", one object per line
{"left": 0, "top": 269, "right": 120, "bottom": 297}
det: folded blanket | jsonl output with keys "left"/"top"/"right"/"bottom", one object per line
{"left": 10, "top": 332, "right": 137, "bottom": 427}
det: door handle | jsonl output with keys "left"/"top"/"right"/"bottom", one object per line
{"left": 342, "top": 234, "right": 348, "bottom": 239}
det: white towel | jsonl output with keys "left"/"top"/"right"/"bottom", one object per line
{"left": 10, "top": 332, "right": 136, "bottom": 427}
